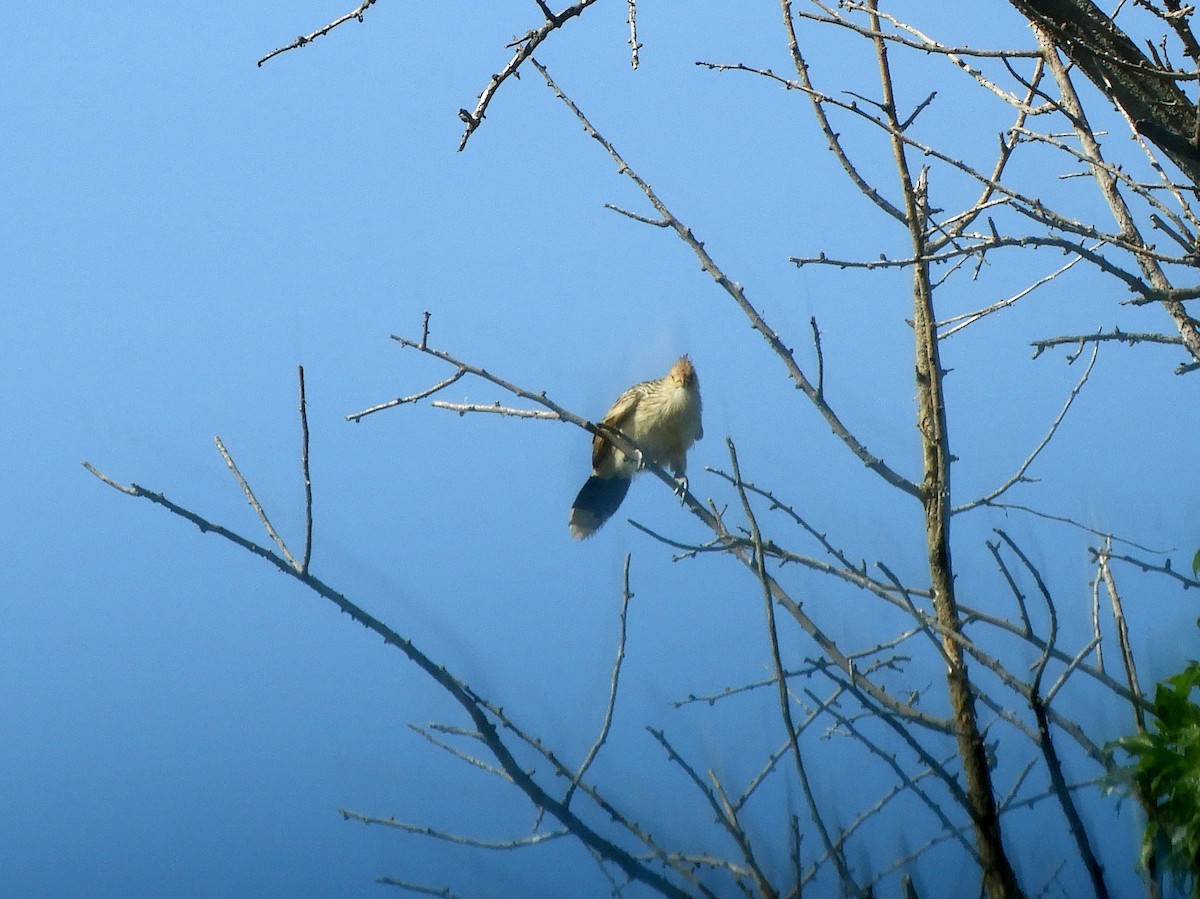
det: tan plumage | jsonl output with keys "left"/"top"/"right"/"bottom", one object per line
{"left": 569, "top": 355, "right": 703, "bottom": 539}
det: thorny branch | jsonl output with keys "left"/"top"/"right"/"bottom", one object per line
{"left": 258, "top": 0, "right": 379, "bottom": 67}
{"left": 131, "top": 2, "right": 1200, "bottom": 894}
{"left": 81, "top": 454, "right": 695, "bottom": 899}
{"left": 355, "top": 329, "right": 948, "bottom": 733}
{"left": 457, "top": 1, "right": 602, "bottom": 151}
{"left": 529, "top": 56, "right": 922, "bottom": 500}
{"left": 728, "top": 438, "right": 863, "bottom": 898}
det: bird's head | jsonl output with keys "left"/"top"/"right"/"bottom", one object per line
{"left": 669, "top": 355, "right": 698, "bottom": 389}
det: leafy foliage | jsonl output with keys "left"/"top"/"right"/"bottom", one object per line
{"left": 1116, "top": 661, "right": 1200, "bottom": 896}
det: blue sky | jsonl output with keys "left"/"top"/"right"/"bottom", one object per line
{"left": 5, "top": 2, "right": 1199, "bottom": 897}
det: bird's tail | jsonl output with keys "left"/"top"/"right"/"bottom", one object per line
{"left": 569, "top": 475, "right": 631, "bottom": 539}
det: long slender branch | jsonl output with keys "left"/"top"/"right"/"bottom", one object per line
{"left": 431, "top": 401, "right": 561, "bottom": 419}
{"left": 939, "top": 251, "right": 1086, "bottom": 340}
{"left": 408, "top": 723, "right": 511, "bottom": 781}
{"left": 565, "top": 554, "right": 634, "bottom": 808}
{"left": 954, "top": 343, "right": 1099, "bottom": 514}
{"left": 646, "top": 727, "right": 769, "bottom": 898}
{"left": 530, "top": 56, "right": 920, "bottom": 499}
{"left": 1097, "top": 543, "right": 1148, "bottom": 731}
{"left": 728, "top": 439, "right": 862, "bottom": 899}
{"left": 1031, "top": 329, "right": 1184, "bottom": 361}
{"left": 81, "top": 463, "right": 693, "bottom": 899}
{"left": 456, "top": 1, "right": 602, "bottom": 151}
{"left": 346, "top": 368, "right": 466, "bottom": 422}
{"left": 995, "top": 530, "right": 1109, "bottom": 899}
{"left": 376, "top": 877, "right": 460, "bottom": 898}
{"left": 811, "top": 692, "right": 979, "bottom": 864}
{"left": 258, "top": 0, "right": 379, "bottom": 67}
{"left": 341, "top": 809, "right": 568, "bottom": 849}
{"left": 778, "top": 1, "right": 905, "bottom": 221}
{"left": 872, "top": 2, "right": 1018, "bottom": 887}
{"left": 299, "top": 366, "right": 313, "bottom": 575}
{"left": 213, "top": 436, "right": 300, "bottom": 571}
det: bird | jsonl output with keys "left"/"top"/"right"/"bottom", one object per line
{"left": 569, "top": 355, "right": 703, "bottom": 540}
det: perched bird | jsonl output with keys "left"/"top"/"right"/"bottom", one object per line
{"left": 569, "top": 355, "right": 703, "bottom": 539}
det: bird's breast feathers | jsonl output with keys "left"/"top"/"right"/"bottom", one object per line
{"left": 628, "top": 379, "right": 702, "bottom": 461}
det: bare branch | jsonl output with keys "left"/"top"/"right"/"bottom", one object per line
{"left": 954, "top": 342, "right": 1099, "bottom": 514}
{"left": 346, "top": 368, "right": 467, "bottom": 422}
{"left": 1094, "top": 545, "right": 1200, "bottom": 589}
{"left": 82, "top": 461, "right": 694, "bottom": 899}
{"left": 626, "top": 0, "right": 641, "bottom": 69}
{"left": 982, "top": 500, "right": 1171, "bottom": 554}
{"left": 1034, "top": 21, "right": 1200, "bottom": 365}
{"left": 531, "top": 56, "right": 921, "bottom": 499}
{"left": 707, "top": 770, "right": 778, "bottom": 899}
{"left": 213, "top": 436, "right": 300, "bottom": 571}
{"left": 258, "top": 0, "right": 378, "bottom": 67}
{"left": 727, "top": 438, "right": 864, "bottom": 898}
{"left": 408, "top": 723, "right": 512, "bottom": 782}
{"left": 1030, "top": 328, "right": 1184, "bottom": 361}
{"left": 431, "top": 401, "right": 561, "bottom": 419}
{"left": 1096, "top": 542, "right": 1148, "bottom": 732}
{"left": 298, "top": 366, "right": 313, "bottom": 575}
{"left": 342, "top": 808, "right": 568, "bottom": 849}
{"left": 938, "top": 252, "right": 1088, "bottom": 339}
{"left": 376, "top": 877, "right": 460, "bottom": 898}
{"left": 564, "top": 554, "right": 634, "bottom": 808}
{"left": 997, "top": 531, "right": 1111, "bottom": 899}
{"left": 812, "top": 691, "right": 980, "bottom": 865}
{"left": 457, "top": 1, "right": 602, "bottom": 151}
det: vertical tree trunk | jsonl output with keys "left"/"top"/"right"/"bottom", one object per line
{"left": 865, "top": 5, "right": 1024, "bottom": 887}
{"left": 909, "top": 172, "right": 1024, "bottom": 899}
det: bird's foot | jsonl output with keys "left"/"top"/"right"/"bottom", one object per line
{"left": 672, "top": 475, "right": 689, "bottom": 502}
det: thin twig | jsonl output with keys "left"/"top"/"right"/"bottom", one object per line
{"left": 727, "top": 438, "right": 863, "bottom": 898}
{"left": 938, "top": 252, "right": 1088, "bottom": 339}
{"left": 1094, "top": 546, "right": 1200, "bottom": 589}
{"left": 565, "top": 554, "right": 634, "bottom": 808}
{"left": 376, "top": 878, "right": 459, "bottom": 898}
{"left": 342, "top": 809, "right": 567, "bottom": 849}
{"left": 708, "top": 771, "right": 778, "bottom": 899}
{"left": 258, "top": 0, "right": 378, "bottom": 67}
{"left": 1008, "top": 530, "right": 1110, "bottom": 899}
{"left": 346, "top": 368, "right": 467, "bottom": 422}
{"left": 626, "top": 0, "right": 641, "bottom": 69}
{"left": 298, "top": 366, "right": 313, "bottom": 575}
{"left": 1030, "top": 328, "right": 1184, "bottom": 361}
{"left": 457, "top": 1, "right": 602, "bottom": 151}
{"left": 1097, "top": 542, "right": 1147, "bottom": 731}
{"left": 432, "top": 401, "right": 561, "bottom": 419}
{"left": 408, "top": 723, "right": 512, "bottom": 781}
{"left": 984, "top": 501, "right": 1170, "bottom": 553}
{"left": 531, "top": 55, "right": 921, "bottom": 499}
{"left": 645, "top": 727, "right": 765, "bottom": 898}
{"left": 954, "top": 342, "right": 1099, "bottom": 514}
{"left": 213, "top": 436, "right": 300, "bottom": 571}
{"left": 811, "top": 690, "right": 979, "bottom": 864}
{"left": 81, "top": 463, "right": 693, "bottom": 899}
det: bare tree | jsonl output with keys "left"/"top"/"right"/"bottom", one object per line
{"left": 87, "top": 2, "right": 1200, "bottom": 897}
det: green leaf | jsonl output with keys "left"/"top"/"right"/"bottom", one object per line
{"left": 1111, "top": 659, "right": 1200, "bottom": 895}
{"left": 1193, "top": 547, "right": 1200, "bottom": 578}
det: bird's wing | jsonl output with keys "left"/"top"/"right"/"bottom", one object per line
{"left": 591, "top": 381, "right": 650, "bottom": 471}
